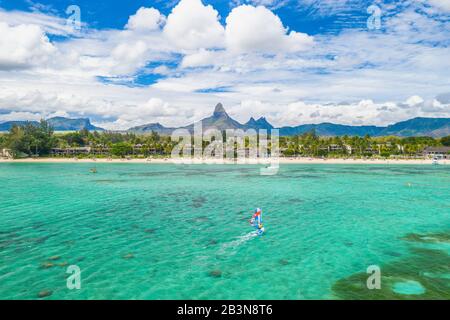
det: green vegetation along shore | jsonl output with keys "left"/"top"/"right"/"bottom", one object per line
{"left": 1, "top": 120, "right": 449, "bottom": 159}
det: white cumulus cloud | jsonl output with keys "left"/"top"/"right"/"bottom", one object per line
{"left": 125, "top": 7, "right": 165, "bottom": 31}
{"left": 225, "top": 5, "right": 314, "bottom": 54}
{"left": 406, "top": 95, "right": 425, "bottom": 106}
{"left": 0, "top": 22, "right": 57, "bottom": 70}
{"left": 163, "top": 0, "right": 225, "bottom": 50}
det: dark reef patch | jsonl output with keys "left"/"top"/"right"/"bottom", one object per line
{"left": 208, "top": 239, "right": 218, "bottom": 246}
{"left": 34, "top": 235, "right": 51, "bottom": 244}
{"left": 40, "top": 262, "right": 55, "bottom": 269}
{"left": 384, "top": 250, "right": 403, "bottom": 258}
{"left": 48, "top": 255, "right": 61, "bottom": 261}
{"left": 343, "top": 241, "right": 353, "bottom": 247}
{"left": 192, "top": 216, "right": 209, "bottom": 223}
{"left": 192, "top": 196, "right": 207, "bottom": 208}
{"left": 401, "top": 232, "right": 450, "bottom": 243}
{"left": 123, "top": 253, "right": 135, "bottom": 260}
{"left": 37, "top": 290, "right": 53, "bottom": 298}
{"left": 208, "top": 270, "right": 222, "bottom": 278}
{"left": 332, "top": 230, "right": 450, "bottom": 300}
{"left": 279, "top": 259, "right": 289, "bottom": 266}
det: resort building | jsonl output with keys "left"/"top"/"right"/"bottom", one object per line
{"left": 1, "top": 148, "right": 12, "bottom": 158}
{"left": 343, "top": 144, "right": 353, "bottom": 154}
{"left": 50, "top": 145, "right": 165, "bottom": 157}
{"left": 51, "top": 147, "right": 92, "bottom": 156}
{"left": 422, "top": 146, "right": 450, "bottom": 159}
{"left": 327, "top": 144, "right": 343, "bottom": 152}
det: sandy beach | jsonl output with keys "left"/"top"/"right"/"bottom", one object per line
{"left": 0, "top": 157, "right": 447, "bottom": 165}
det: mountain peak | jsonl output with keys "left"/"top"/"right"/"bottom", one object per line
{"left": 213, "top": 103, "right": 228, "bottom": 117}
{"left": 246, "top": 117, "right": 257, "bottom": 125}
{"left": 256, "top": 117, "right": 269, "bottom": 123}
{"left": 246, "top": 116, "right": 274, "bottom": 130}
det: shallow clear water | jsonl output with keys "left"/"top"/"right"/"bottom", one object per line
{"left": 0, "top": 163, "right": 449, "bottom": 299}
{"left": 392, "top": 281, "right": 426, "bottom": 295}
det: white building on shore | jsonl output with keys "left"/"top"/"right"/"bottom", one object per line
{"left": 423, "top": 147, "right": 450, "bottom": 159}
{"left": 1, "top": 148, "right": 12, "bottom": 158}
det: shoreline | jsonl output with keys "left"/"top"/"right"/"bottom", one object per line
{"left": 0, "top": 157, "right": 448, "bottom": 165}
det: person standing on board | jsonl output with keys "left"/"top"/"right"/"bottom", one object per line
{"left": 250, "top": 208, "right": 265, "bottom": 236}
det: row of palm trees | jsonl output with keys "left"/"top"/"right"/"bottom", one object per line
{"left": 2, "top": 125, "right": 445, "bottom": 158}
{"left": 279, "top": 133, "right": 441, "bottom": 157}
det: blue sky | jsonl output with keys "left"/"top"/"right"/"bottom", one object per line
{"left": 0, "top": 0, "right": 388, "bottom": 34}
{"left": 0, "top": 0, "right": 449, "bottom": 129}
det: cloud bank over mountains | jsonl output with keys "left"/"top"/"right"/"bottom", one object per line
{"left": 0, "top": 0, "right": 449, "bottom": 130}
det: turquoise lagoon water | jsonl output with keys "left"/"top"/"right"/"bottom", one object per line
{"left": 0, "top": 163, "right": 449, "bottom": 299}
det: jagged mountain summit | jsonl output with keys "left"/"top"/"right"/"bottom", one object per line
{"left": 127, "top": 103, "right": 450, "bottom": 137}
{"left": 245, "top": 117, "right": 274, "bottom": 130}
{"left": 185, "top": 103, "right": 246, "bottom": 132}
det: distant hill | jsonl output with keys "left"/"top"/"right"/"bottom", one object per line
{"left": 128, "top": 122, "right": 176, "bottom": 135}
{"left": 47, "top": 117, "right": 104, "bottom": 131}
{"left": 0, "top": 121, "right": 34, "bottom": 131}
{"left": 0, "top": 117, "right": 104, "bottom": 131}
{"left": 279, "top": 123, "right": 384, "bottom": 137}
{"left": 278, "top": 118, "right": 449, "bottom": 137}
{"left": 377, "top": 117, "right": 450, "bottom": 137}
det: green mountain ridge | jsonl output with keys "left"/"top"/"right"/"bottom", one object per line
{"left": 2, "top": 105, "right": 450, "bottom": 137}
{"left": 128, "top": 103, "right": 450, "bottom": 137}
